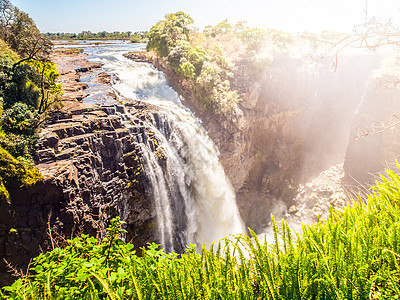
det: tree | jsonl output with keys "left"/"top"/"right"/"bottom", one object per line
{"left": 2, "top": 102, "right": 38, "bottom": 135}
{"left": 27, "top": 60, "right": 62, "bottom": 114}
{"left": 147, "top": 11, "right": 194, "bottom": 57}
{"left": 0, "top": 0, "right": 59, "bottom": 117}
{"left": 209, "top": 20, "right": 232, "bottom": 37}
{"left": 167, "top": 39, "right": 191, "bottom": 73}
{"left": 188, "top": 45, "right": 208, "bottom": 76}
{"left": 238, "top": 28, "right": 268, "bottom": 51}
{"left": 314, "top": 11, "right": 400, "bottom": 72}
{"left": 0, "top": 0, "right": 52, "bottom": 67}
{"left": 0, "top": 0, "right": 13, "bottom": 42}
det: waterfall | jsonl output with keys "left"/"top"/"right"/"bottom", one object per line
{"left": 84, "top": 43, "right": 244, "bottom": 251}
{"left": 129, "top": 101, "right": 244, "bottom": 252}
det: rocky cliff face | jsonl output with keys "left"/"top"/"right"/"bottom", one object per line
{"left": 344, "top": 74, "right": 400, "bottom": 187}
{"left": 1, "top": 108, "right": 154, "bottom": 279}
{"left": 130, "top": 51, "right": 376, "bottom": 232}
{"left": 0, "top": 53, "right": 158, "bottom": 286}
{"left": 2, "top": 47, "right": 391, "bottom": 285}
{"left": 131, "top": 53, "right": 303, "bottom": 231}
{"left": 36, "top": 105, "right": 155, "bottom": 243}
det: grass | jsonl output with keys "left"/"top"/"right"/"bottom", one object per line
{"left": 55, "top": 48, "right": 84, "bottom": 54}
{"left": 2, "top": 166, "right": 400, "bottom": 299}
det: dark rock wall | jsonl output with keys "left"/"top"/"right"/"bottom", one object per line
{"left": 344, "top": 76, "right": 400, "bottom": 187}
{"left": 0, "top": 106, "right": 156, "bottom": 286}
{"left": 140, "top": 52, "right": 380, "bottom": 232}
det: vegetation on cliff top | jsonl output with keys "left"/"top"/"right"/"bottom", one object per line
{"left": 145, "top": 12, "right": 304, "bottom": 118}
{"left": 0, "top": 0, "right": 62, "bottom": 200}
{"left": 146, "top": 12, "right": 243, "bottom": 115}
{"left": 2, "top": 166, "right": 400, "bottom": 299}
{"left": 45, "top": 31, "right": 148, "bottom": 43}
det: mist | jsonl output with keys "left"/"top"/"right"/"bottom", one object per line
{"left": 215, "top": 29, "right": 400, "bottom": 233}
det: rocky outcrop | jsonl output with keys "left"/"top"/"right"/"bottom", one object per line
{"left": 35, "top": 106, "right": 155, "bottom": 243}
{"left": 289, "top": 164, "right": 348, "bottom": 224}
{"left": 124, "top": 52, "right": 303, "bottom": 231}
{"left": 125, "top": 51, "right": 381, "bottom": 232}
{"left": 344, "top": 75, "right": 400, "bottom": 187}
{"left": 0, "top": 52, "right": 157, "bottom": 286}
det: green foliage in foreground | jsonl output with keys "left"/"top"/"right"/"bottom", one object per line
{"left": 3, "top": 168, "right": 400, "bottom": 299}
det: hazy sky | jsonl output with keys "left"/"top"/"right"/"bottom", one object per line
{"left": 10, "top": 0, "right": 400, "bottom": 34}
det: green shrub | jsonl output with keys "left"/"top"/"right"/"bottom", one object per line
{"left": 0, "top": 146, "right": 42, "bottom": 203}
{"left": 180, "top": 60, "right": 195, "bottom": 79}
{"left": 268, "top": 30, "right": 294, "bottom": 50}
{"left": 208, "top": 20, "right": 232, "bottom": 37}
{"left": 167, "top": 40, "right": 191, "bottom": 72}
{"left": 238, "top": 28, "right": 268, "bottom": 51}
{"left": 4, "top": 166, "right": 400, "bottom": 299}
{"left": 1, "top": 102, "right": 38, "bottom": 135}
{"left": 0, "top": 130, "right": 37, "bottom": 159}
{"left": 0, "top": 61, "right": 40, "bottom": 110}
{"left": 0, "top": 40, "right": 19, "bottom": 63}
{"left": 187, "top": 45, "right": 208, "bottom": 76}
{"left": 210, "top": 45, "right": 234, "bottom": 74}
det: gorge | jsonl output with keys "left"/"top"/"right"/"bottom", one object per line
{"left": 2, "top": 0, "right": 400, "bottom": 296}
{"left": 1, "top": 41, "right": 248, "bottom": 284}
{"left": 3, "top": 37, "right": 400, "bottom": 287}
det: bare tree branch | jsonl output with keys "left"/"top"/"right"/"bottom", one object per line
{"left": 354, "top": 115, "right": 400, "bottom": 139}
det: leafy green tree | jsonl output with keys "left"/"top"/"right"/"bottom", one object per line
{"left": 209, "top": 19, "right": 232, "bottom": 37}
{"left": 0, "top": 51, "right": 40, "bottom": 110}
{"left": 26, "top": 60, "right": 62, "bottom": 114}
{"left": 238, "top": 28, "right": 268, "bottom": 51}
{"left": 210, "top": 45, "right": 233, "bottom": 75}
{"left": 194, "top": 60, "right": 239, "bottom": 112}
{"left": 180, "top": 60, "right": 195, "bottom": 78}
{"left": 188, "top": 45, "right": 208, "bottom": 76}
{"left": 147, "top": 11, "right": 194, "bottom": 57}
{"left": 0, "top": 1, "right": 61, "bottom": 183}
{"left": 1, "top": 102, "right": 38, "bottom": 135}
{"left": 0, "top": 21, "right": 61, "bottom": 115}
{"left": 167, "top": 40, "right": 191, "bottom": 73}
{"left": 0, "top": 0, "right": 51, "bottom": 66}
{"left": 0, "top": 0, "right": 13, "bottom": 42}
{"left": 0, "top": 0, "right": 56, "bottom": 121}
{"left": 269, "top": 30, "right": 294, "bottom": 49}
{"left": 194, "top": 61, "right": 221, "bottom": 106}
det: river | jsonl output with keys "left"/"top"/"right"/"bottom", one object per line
{"left": 55, "top": 40, "right": 244, "bottom": 252}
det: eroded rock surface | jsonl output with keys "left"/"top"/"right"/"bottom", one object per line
{"left": 0, "top": 52, "right": 156, "bottom": 286}
{"left": 124, "top": 50, "right": 381, "bottom": 233}
{"left": 344, "top": 74, "right": 400, "bottom": 187}
{"left": 289, "top": 164, "right": 348, "bottom": 224}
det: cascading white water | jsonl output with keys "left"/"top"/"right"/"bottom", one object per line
{"left": 83, "top": 42, "right": 244, "bottom": 251}
{"left": 149, "top": 101, "right": 244, "bottom": 251}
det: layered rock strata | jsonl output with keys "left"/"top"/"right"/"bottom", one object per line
{"left": 124, "top": 51, "right": 377, "bottom": 233}
{"left": 0, "top": 52, "right": 156, "bottom": 285}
